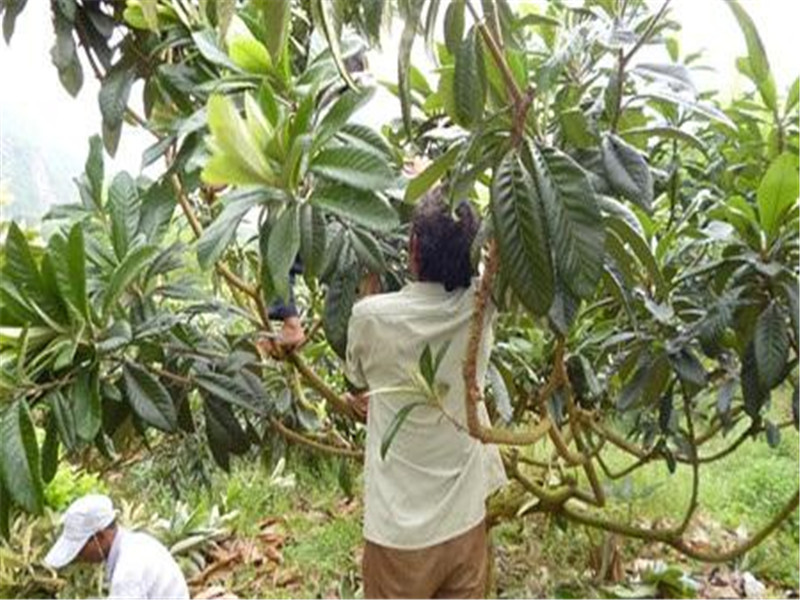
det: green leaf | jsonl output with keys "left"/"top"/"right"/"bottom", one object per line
{"left": 632, "top": 63, "right": 695, "bottom": 93}
{"left": 337, "top": 123, "right": 393, "bottom": 158}
{"left": 754, "top": 302, "right": 789, "bottom": 390}
{"left": 620, "top": 126, "right": 708, "bottom": 156}
{"left": 72, "top": 368, "right": 102, "bottom": 442}
{"left": 669, "top": 348, "right": 707, "bottom": 389}
{"left": 639, "top": 90, "right": 737, "bottom": 131}
{"left": 229, "top": 36, "right": 271, "bottom": 74}
{"left": 41, "top": 413, "right": 60, "bottom": 484}
{"left": 108, "top": 172, "right": 141, "bottom": 260}
{"left": 741, "top": 342, "right": 768, "bottom": 419}
{"left": 203, "top": 396, "right": 249, "bottom": 472}
{"left": 785, "top": 77, "right": 799, "bottom": 116}
{"left": 726, "top": 0, "right": 777, "bottom": 111}
{"left": 604, "top": 214, "right": 666, "bottom": 301}
{"left": 48, "top": 390, "right": 77, "bottom": 452}
{"left": 350, "top": 229, "right": 386, "bottom": 273}
{"left": 51, "top": 12, "right": 83, "bottom": 97}
{"left": 454, "top": 27, "right": 486, "bottom": 127}
{"left": 444, "top": 0, "right": 465, "bottom": 55}
{"left": 0, "top": 400, "right": 44, "bottom": 514}
{"left": 404, "top": 144, "right": 462, "bottom": 203}
{"left": 299, "top": 204, "right": 327, "bottom": 280}
{"left": 601, "top": 133, "right": 654, "bottom": 212}
{"left": 491, "top": 150, "right": 554, "bottom": 316}
{"left": 311, "top": 183, "right": 399, "bottom": 231}
{"left": 99, "top": 61, "right": 135, "bottom": 155}
{"left": 313, "top": 0, "right": 358, "bottom": 90}
{"left": 102, "top": 245, "right": 159, "bottom": 317}
{"left": 122, "top": 361, "right": 177, "bottom": 432}
{"left": 757, "top": 153, "right": 799, "bottom": 241}
{"left": 2, "top": 0, "right": 28, "bottom": 44}
{"left": 140, "top": 0, "right": 158, "bottom": 30}
{"left": 195, "top": 371, "right": 269, "bottom": 415}
{"left": 559, "top": 108, "right": 597, "bottom": 149}
{"left": 311, "top": 147, "right": 395, "bottom": 191}
{"left": 397, "top": 0, "right": 424, "bottom": 134}
{"left": 267, "top": 205, "right": 301, "bottom": 303}
{"left": 3, "top": 222, "right": 43, "bottom": 295}
{"left": 323, "top": 263, "right": 359, "bottom": 359}
{"left": 529, "top": 144, "right": 605, "bottom": 299}
{"left": 202, "top": 94, "right": 274, "bottom": 186}
{"left": 380, "top": 402, "right": 427, "bottom": 460}
{"left": 314, "top": 88, "right": 375, "bottom": 153}
{"left": 192, "top": 29, "right": 239, "bottom": 70}
{"left": 196, "top": 194, "right": 263, "bottom": 269}
{"left": 262, "top": 0, "right": 291, "bottom": 64}
{"left": 84, "top": 134, "right": 104, "bottom": 209}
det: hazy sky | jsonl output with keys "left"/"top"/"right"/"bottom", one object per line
{"left": 0, "top": 0, "right": 798, "bottom": 187}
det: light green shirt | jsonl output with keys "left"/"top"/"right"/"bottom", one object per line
{"left": 346, "top": 280, "right": 507, "bottom": 549}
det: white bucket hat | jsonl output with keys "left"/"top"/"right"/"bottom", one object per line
{"left": 44, "top": 494, "right": 116, "bottom": 569}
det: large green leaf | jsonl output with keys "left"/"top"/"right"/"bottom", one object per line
{"left": 195, "top": 371, "right": 269, "bottom": 415}
{"left": 397, "top": 0, "right": 425, "bottom": 134}
{"left": 757, "top": 153, "right": 799, "bottom": 241}
{"left": 601, "top": 134, "right": 654, "bottom": 211}
{"left": 41, "top": 414, "right": 59, "bottom": 484}
{"left": 108, "top": 172, "right": 141, "bottom": 260}
{"left": 444, "top": 0, "right": 465, "bottom": 55}
{"left": 99, "top": 60, "right": 135, "bottom": 155}
{"left": 404, "top": 144, "right": 462, "bottom": 203}
{"left": 311, "top": 182, "right": 398, "bottom": 231}
{"left": 51, "top": 10, "right": 83, "bottom": 97}
{"left": 529, "top": 144, "right": 605, "bottom": 299}
{"left": 310, "top": 147, "right": 395, "bottom": 191}
{"left": 312, "top": 0, "right": 358, "bottom": 90}
{"left": 299, "top": 204, "right": 327, "bottom": 279}
{"left": 102, "top": 245, "right": 159, "bottom": 317}
{"left": 491, "top": 150, "right": 554, "bottom": 316}
{"left": 3, "top": 222, "right": 43, "bottom": 296}
{"left": 196, "top": 194, "right": 264, "bottom": 269}
{"left": 0, "top": 400, "right": 44, "bottom": 514}
{"left": 84, "top": 134, "right": 104, "bottom": 209}
{"left": 741, "top": 342, "right": 768, "bottom": 419}
{"left": 604, "top": 215, "right": 667, "bottom": 301}
{"left": 726, "top": 0, "right": 777, "bottom": 111}
{"left": 454, "top": 27, "right": 486, "bottom": 127}
{"left": 754, "top": 302, "right": 789, "bottom": 390}
{"left": 72, "top": 368, "right": 101, "bottom": 442}
{"left": 620, "top": 126, "right": 708, "bottom": 156}
{"left": 266, "top": 205, "right": 301, "bottom": 303}
{"left": 203, "top": 396, "right": 250, "bottom": 472}
{"left": 122, "top": 361, "right": 177, "bottom": 432}
{"left": 202, "top": 94, "right": 274, "bottom": 186}
{"left": 324, "top": 262, "right": 359, "bottom": 359}
{"left": 314, "top": 88, "right": 375, "bottom": 153}
{"left": 262, "top": 0, "right": 291, "bottom": 64}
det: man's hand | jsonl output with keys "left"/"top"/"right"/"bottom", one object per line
{"left": 345, "top": 391, "right": 369, "bottom": 422}
{"left": 256, "top": 317, "right": 306, "bottom": 359}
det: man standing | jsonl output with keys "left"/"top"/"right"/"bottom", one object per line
{"left": 345, "top": 189, "right": 507, "bottom": 598}
{"left": 44, "top": 494, "right": 189, "bottom": 599}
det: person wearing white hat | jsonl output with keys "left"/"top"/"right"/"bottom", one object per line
{"left": 44, "top": 494, "right": 189, "bottom": 599}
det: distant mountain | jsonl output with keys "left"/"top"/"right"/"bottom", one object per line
{"left": 0, "top": 110, "right": 82, "bottom": 224}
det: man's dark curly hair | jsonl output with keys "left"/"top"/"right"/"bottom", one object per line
{"left": 411, "top": 186, "right": 479, "bottom": 291}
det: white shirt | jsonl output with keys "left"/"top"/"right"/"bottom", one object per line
{"left": 346, "top": 280, "right": 507, "bottom": 550}
{"left": 106, "top": 528, "right": 189, "bottom": 599}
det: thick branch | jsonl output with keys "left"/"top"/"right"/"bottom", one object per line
{"left": 270, "top": 418, "right": 363, "bottom": 459}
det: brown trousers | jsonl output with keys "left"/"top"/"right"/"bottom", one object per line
{"left": 362, "top": 520, "right": 488, "bottom": 599}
